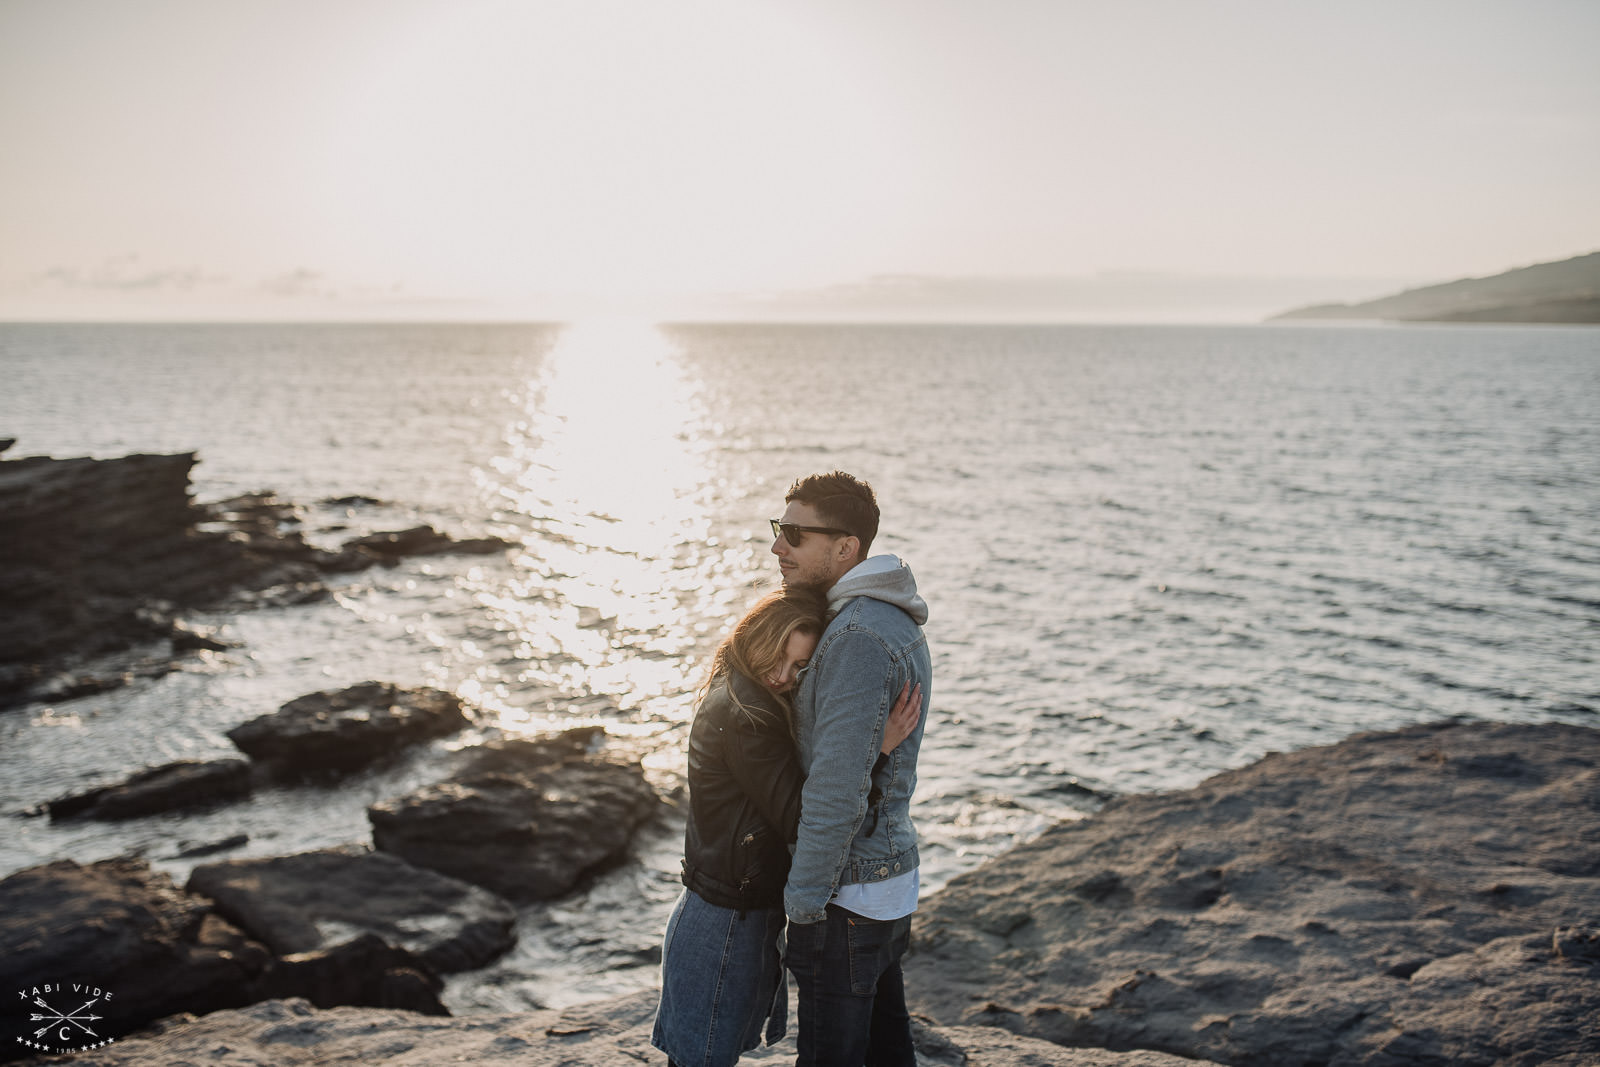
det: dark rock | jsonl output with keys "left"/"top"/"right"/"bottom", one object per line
{"left": 200, "top": 492, "right": 308, "bottom": 550}
{"left": 455, "top": 726, "right": 605, "bottom": 776}
{"left": 1043, "top": 776, "right": 1109, "bottom": 801}
{"left": 186, "top": 847, "right": 517, "bottom": 974}
{"left": 342, "top": 525, "right": 515, "bottom": 564}
{"left": 225, "top": 682, "right": 469, "bottom": 773}
{"left": 904, "top": 720, "right": 1600, "bottom": 1065}
{"left": 225, "top": 580, "right": 330, "bottom": 609}
{"left": 0, "top": 856, "right": 453, "bottom": 1062}
{"left": 0, "top": 857, "right": 272, "bottom": 1058}
{"left": 47, "top": 759, "right": 254, "bottom": 821}
{"left": 171, "top": 833, "right": 251, "bottom": 859}
{"left": 168, "top": 621, "right": 231, "bottom": 653}
{"left": 0, "top": 454, "right": 330, "bottom": 710}
{"left": 369, "top": 735, "right": 659, "bottom": 903}
{"left": 346, "top": 525, "right": 450, "bottom": 558}
{"left": 0, "top": 450, "right": 516, "bottom": 710}
{"left": 448, "top": 536, "right": 519, "bottom": 554}
{"left": 314, "top": 545, "right": 385, "bottom": 574}
{"left": 246, "top": 932, "right": 447, "bottom": 1016}
{"left": 30, "top": 669, "right": 141, "bottom": 703}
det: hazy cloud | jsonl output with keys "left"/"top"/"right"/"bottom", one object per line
{"left": 260, "top": 268, "right": 336, "bottom": 299}
{"left": 31, "top": 255, "right": 223, "bottom": 292}
{"left": 259, "top": 270, "right": 440, "bottom": 308}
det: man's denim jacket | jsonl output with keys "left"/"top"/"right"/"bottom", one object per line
{"left": 784, "top": 555, "right": 932, "bottom": 925}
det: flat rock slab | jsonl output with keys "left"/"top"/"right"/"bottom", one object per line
{"left": 186, "top": 847, "right": 517, "bottom": 974}
{"left": 226, "top": 682, "right": 469, "bottom": 773}
{"left": 343, "top": 525, "right": 514, "bottom": 563}
{"left": 47, "top": 758, "right": 254, "bottom": 820}
{"left": 45, "top": 991, "right": 1217, "bottom": 1067}
{"left": 369, "top": 735, "right": 658, "bottom": 904}
{"left": 904, "top": 719, "right": 1600, "bottom": 1065}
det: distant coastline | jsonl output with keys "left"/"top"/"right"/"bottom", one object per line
{"left": 1271, "top": 250, "right": 1600, "bottom": 324}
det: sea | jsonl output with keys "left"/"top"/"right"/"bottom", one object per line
{"left": 2, "top": 320, "right": 1597, "bottom": 1012}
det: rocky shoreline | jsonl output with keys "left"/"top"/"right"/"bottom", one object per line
{"left": 3, "top": 697, "right": 670, "bottom": 1057}
{"left": 4, "top": 448, "right": 1596, "bottom": 1064}
{"left": 0, "top": 443, "right": 513, "bottom": 710}
{"left": 6, "top": 718, "right": 1597, "bottom": 1066}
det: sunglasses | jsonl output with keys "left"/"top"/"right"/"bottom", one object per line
{"left": 770, "top": 519, "right": 852, "bottom": 547}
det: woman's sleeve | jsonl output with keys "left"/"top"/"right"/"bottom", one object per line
{"left": 725, "top": 713, "right": 807, "bottom": 842}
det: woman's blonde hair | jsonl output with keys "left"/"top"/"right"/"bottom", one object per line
{"left": 699, "top": 588, "right": 828, "bottom": 724}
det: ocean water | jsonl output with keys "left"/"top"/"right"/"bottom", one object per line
{"left": 2, "top": 320, "right": 1597, "bottom": 1010}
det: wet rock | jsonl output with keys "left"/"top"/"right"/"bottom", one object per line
{"left": 0, "top": 857, "right": 450, "bottom": 1062}
{"left": 28, "top": 667, "right": 153, "bottom": 704}
{"left": 168, "top": 621, "right": 231, "bottom": 653}
{"left": 0, "top": 454, "right": 328, "bottom": 710}
{"left": 0, "top": 450, "right": 516, "bottom": 710}
{"left": 47, "top": 759, "right": 254, "bottom": 821}
{"left": 0, "top": 453, "right": 206, "bottom": 704}
{"left": 453, "top": 726, "right": 605, "bottom": 776}
{"left": 0, "top": 857, "right": 272, "bottom": 1057}
{"left": 321, "top": 494, "right": 385, "bottom": 509}
{"left": 904, "top": 720, "right": 1600, "bottom": 1065}
{"left": 314, "top": 544, "right": 386, "bottom": 573}
{"left": 223, "top": 580, "right": 330, "bottom": 609}
{"left": 342, "top": 525, "right": 515, "bottom": 564}
{"left": 369, "top": 734, "right": 659, "bottom": 903}
{"left": 170, "top": 833, "right": 251, "bottom": 860}
{"left": 225, "top": 682, "right": 469, "bottom": 774}
{"left": 201, "top": 493, "right": 322, "bottom": 564}
{"left": 243, "top": 932, "right": 446, "bottom": 1017}
{"left": 186, "top": 847, "right": 517, "bottom": 974}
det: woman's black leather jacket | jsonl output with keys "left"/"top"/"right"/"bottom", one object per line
{"left": 681, "top": 670, "right": 804, "bottom": 912}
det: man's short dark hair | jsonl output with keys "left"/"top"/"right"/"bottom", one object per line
{"left": 786, "top": 471, "right": 879, "bottom": 557}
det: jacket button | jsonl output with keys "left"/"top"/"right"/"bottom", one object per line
{"left": 876, "top": 866, "right": 889, "bottom": 877}
{"left": 893, "top": 863, "right": 901, "bottom": 872}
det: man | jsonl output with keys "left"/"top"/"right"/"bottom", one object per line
{"left": 771, "top": 470, "right": 932, "bottom": 1066}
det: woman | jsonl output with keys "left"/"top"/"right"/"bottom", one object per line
{"left": 652, "top": 588, "right": 923, "bottom": 1067}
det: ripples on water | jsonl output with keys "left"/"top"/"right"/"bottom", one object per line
{"left": 2, "top": 320, "right": 1597, "bottom": 1009}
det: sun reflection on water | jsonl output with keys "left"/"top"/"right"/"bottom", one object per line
{"left": 471, "top": 321, "right": 730, "bottom": 734}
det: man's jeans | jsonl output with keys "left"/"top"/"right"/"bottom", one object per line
{"left": 783, "top": 904, "right": 915, "bottom": 1066}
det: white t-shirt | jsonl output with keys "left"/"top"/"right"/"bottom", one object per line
{"left": 832, "top": 867, "right": 919, "bottom": 920}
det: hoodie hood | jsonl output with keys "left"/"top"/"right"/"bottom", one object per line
{"left": 826, "top": 554, "right": 929, "bottom": 625}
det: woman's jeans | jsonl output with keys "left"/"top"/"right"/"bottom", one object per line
{"left": 652, "top": 890, "right": 786, "bottom": 1067}
{"left": 783, "top": 904, "right": 915, "bottom": 1067}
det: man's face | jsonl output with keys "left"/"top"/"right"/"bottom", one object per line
{"left": 771, "top": 500, "right": 853, "bottom": 591}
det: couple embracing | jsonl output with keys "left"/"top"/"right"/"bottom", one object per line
{"left": 653, "top": 471, "right": 934, "bottom": 1067}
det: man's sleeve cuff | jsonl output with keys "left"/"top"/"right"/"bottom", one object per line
{"left": 784, "top": 895, "right": 827, "bottom": 925}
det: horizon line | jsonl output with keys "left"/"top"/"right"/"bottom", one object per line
{"left": 0, "top": 315, "right": 1462, "bottom": 329}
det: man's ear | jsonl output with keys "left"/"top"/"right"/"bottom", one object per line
{"left": 837, "top": 535, "right": 861, "bottom": 563}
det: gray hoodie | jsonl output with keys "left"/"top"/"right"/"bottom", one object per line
{"left": 825, "top": 554, "right": 930, "bottom": 626}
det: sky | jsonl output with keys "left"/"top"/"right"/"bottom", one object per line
{"left": 1, "top": 0, "right": 1597, "bottom": 323}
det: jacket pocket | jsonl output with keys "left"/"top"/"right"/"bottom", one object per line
{"left": 737, "top": 825, "right": 771, "bottom": 886}
{"left": 844, "top": 912, "right": 912, "bottom": 996}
